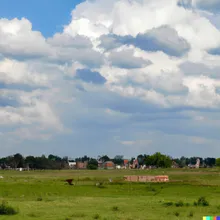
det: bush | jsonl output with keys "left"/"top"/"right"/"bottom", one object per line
{"left": 87, "top": 164, "right": 98, "bottom": 170}
{"left": 193, "top": 201, "right": 198, "bottom": 206}
{"left": 95, "top": 182, "right": 106, "bottom": 188}
{"left": 93, "top": 214, "right": 100, "bottom": 219}
{"left": 188, "top": 211, "right": 194, "bottom": 217}
{"left": 163, "top": 202, "right": 173, "bottom": 207}
{"left": 174, "top": 211, "right": 180, "bottom": 217}
{"left": 0, "top": 201, "right": 18, "bottom": 215}
{"left": 37, "top": 197, "right": 43, "bottom": 201}
{"left": 197, "top": 197, "right": 209, "bottom": 206}
{"left": 175, "top": 200, "right": 184, "bottom": 207}
{"left": 112, "top": 206, "right": 119, "bottom": 211}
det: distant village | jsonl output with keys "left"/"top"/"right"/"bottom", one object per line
{"left": 1, "top": 152, "right": 219, "bottom": 171}
{"left": 68, "top": 158, "right": 202, "bottom": 170}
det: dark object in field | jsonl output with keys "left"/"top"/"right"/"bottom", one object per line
{"left": 65, "top": 179, "right": 73, "bottom": 185}
{"left": 0, "top": 201, "right": 18, "bottom": 215}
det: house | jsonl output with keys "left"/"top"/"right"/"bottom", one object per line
{"left": 124, "top": 159, "right": 129, "bottom": 168}
{"left": 76, "top": 161, "right": 88, "bottom": 169}
{"left": 68, "top": 161, "right": 76, "bottom": 169}
{"left": 188, "top": 158, "right": 200, "bottom": 169}
{"left": 172, "top": 161, "right": 179, "bottom": 168}
{"left": 103, "top": 161, "right": 115, "bottom": 169}
{"left": 97, "top": 160, "right": 104, "bottom": 168}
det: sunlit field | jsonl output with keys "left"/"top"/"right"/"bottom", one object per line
{"left": 0, "top": 168, "right": 220, "bottom": 220}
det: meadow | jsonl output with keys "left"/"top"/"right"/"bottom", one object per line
{"left": 0, "top": 168, "right": 220, "bottom": 220}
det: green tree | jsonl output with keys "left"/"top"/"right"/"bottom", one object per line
{"left": 13, "top": 153, "right": 24, "bottom": 168}
{"left": 25, "top": 156, "right": 36, "bottom": 169}
{"left": 99, "top": 155, "right": 110, "bottom": 162}
{"left": 143, "top": 153, "right": 172, "bottom": 168}
{"left": 216, "top": 158, "right": 220, "bottom": 167}
{"left": 137, "top": 154, "right": 144, "bottom": 166}
{"left": 204, "top": 158, "right": 216, "bottom": 167}
{"left": 112, "top": 155, "right": 124, "bottom": 165}
{"left": 87, "top": 158, "right": 98, "bottom": 170}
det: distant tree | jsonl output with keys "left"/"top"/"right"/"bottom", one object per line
{"left": 87, "top": 158, "right": 98, "bottom": 170}
{"left": 179, "top": 156, "right": 187, "bottom": 167}
{"left": 75, "top": 155, "right": 90, "bottom": 163}
{"left": 99, "top": 155, "right": 110, "bottom": 162}
{"left": 137, "top": 154, "right": 144, "bottom": 166}
{"left": 48, "top": 154, "right": 61, "bottom": 161}
{"left": 216, "top": 158, "right": 220, "bottom": 167}
{"left": 189, "top": 157, "right": 197, "bottom": 165}
{"left": 204, "top": 158, "right": 216, "bottom": 167}
{"left": 25, "top": 156, "right": 36, "bottom": 169}
{"left": 143, "top": 152, "right": 172, "bottom": 168}
{"left": 112, "top": 155, "right": 124, "bottom": 165}
{"left": 130, "top": 157, "right": 135, "bottom": 164}
{"left": 173, "top": 158, "right": 181, "bottom": 166}
{"left": 13, "top": 153, "right": 24, "bottom": 168}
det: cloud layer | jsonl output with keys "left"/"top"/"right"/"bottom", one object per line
{"left": 1, "top": 0, "right": 220, "bottom": 158}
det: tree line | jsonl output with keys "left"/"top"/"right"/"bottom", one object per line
{"left": 0, "top": 153, "right": 219, "bottom": 170}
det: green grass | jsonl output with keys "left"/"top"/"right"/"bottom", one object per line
{"left": 0, "top": 168, "right": 219, "bottom": 219}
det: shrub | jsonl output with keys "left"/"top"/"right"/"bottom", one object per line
{"left": 87, "top": 164, "right": 98, "bottom": 170}
{"left": 198, "top": 197, "right": 209, "bottom": 206}
{"left": 188, "top": 211, "right": 194, "bottom": 217}
{"left": 37, "top": 197, "right": 43, "bottom": 201}
{"left": 93, "top": 214, "right": 100, "bottom": 219}
{"left": 95, "top": 182, "right": 106, "bottom": 188}
{"left": 175, "top": 200, "right": 184, "bottom": 207}
{"left": 0, "top": 201, "right": 18, "bottom": 215}
{"left": 71, "top": 213, "right": 86, "bottom": 218}
{"left": 112, "top": 206, "right": 119, "bottom": 211}
{"left": 193, "top": 201, "right": 198, "bottom": 206}
{"left": 174, "top": 211, "right": 180, "bottom": 217}
{"left": 163, "top": 202, "right": 173, "bottom": 206}
{"left": 185, "top": 202, "right": 190, "bottom": 207}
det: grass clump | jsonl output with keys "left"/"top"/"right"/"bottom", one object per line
{"left": 194, "top": 196, "right": 209, "bottom": 207}
{"left": 27, "top": 212, "right": 39, "bottom": 218}
{"left": 174, "top": 211, "right": 180, "bottom": 217}
{"left": 163, "top": 202, "right": 173, "bottom": 206}
{"left": 175, "top": 200, "right": 184, "bottom": 207}
{"left": 95, "top": 181, "right": 106, "bottom": 188}
{"left": 0, "top": 201, "right": 18, "bottom": 215}
{"left": 36, "top": 197, "right": 43, "bottom": 201}
{"left": 71, "top": 213, "right": 86, "bottom": 218}
{"left": 93, "top": 214, "right": 100, "bottom": 219}
{"left": 188, "top": 211, "right": 194, "bottom": 217}
{"left": 112, "top": 206, "right": 119, "bottom": 211}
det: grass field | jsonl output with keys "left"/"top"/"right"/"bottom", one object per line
{"left": 0, "top": 168, "right": 220, "bottom": 220}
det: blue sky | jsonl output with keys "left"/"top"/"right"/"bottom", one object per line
{"left": 0, "top": 0, "right": 84, "bottom": 37}
{"left": 0, "top": 0, "right": 220, "bottom": 159}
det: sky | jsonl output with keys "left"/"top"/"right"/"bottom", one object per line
{"left": 0, "top": 0, "right": 220, "bottom": 159}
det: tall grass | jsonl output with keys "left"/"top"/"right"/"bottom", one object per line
{"left": 0, "top": 201, "right": 18, "bottom": 215}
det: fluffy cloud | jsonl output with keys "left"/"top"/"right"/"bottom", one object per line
{"left": 47, "top": 34, "right": 93, "bottom": 49}
{"left": 178, "top": 0, "right": 220, "bottom": 13}
{"left": 129, "top": 26, "right": 190, "bottom": 57}
{"left": 0, "top": 59, "right": 49, "bottom": 86}
{"left": 1, "top": 0, "right": 220, "bottom": 157}
{"left": 0, "top": 18, "right": 50, "bottom": 59}
{"left": 99, "top": 25, "right": 190, "bottom": 57}
{"left": 108, "top": 48, "right": 152, "bottom": 69}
